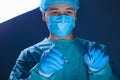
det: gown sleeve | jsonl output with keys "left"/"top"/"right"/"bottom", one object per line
{"left": 9, "top": 46, "right": 55, "bottom": 80}
{"left": 89, "top": 63, "right": 114, "bottom": 80}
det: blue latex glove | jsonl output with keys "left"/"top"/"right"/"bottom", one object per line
{"left": 84, "top": 44, "right": 109, "bottom": 71}
{"left": 39, "top": 47, "right": 64, "bottom": 75}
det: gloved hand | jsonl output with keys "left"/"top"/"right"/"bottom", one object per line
{"left": 39, "top": 47, "right": 64, "bottom": 75}
{"left": 84, "top": 44, "right": 109, "bottom": 71}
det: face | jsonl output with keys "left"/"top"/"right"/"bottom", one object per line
{"left": 42, "top": 4, "right": 77, "bottom": 22}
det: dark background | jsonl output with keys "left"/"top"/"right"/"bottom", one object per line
{"left": 0, "top": 0, "right": 120, "bottom": 79}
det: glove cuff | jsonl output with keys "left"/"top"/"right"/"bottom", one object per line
{"left": 39, "top": 69, "right": 53, "bottom": 78}
{"left": 89, "top": 67, "right": 99, "bottom": 72}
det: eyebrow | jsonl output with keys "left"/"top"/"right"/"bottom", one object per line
{"left": 50, "top": 8, "right": 59, "bottom": 11}
{"left": 66, "top": 8, "right": 74, "bottom": 10}
{"left": 49, "top": 7, "right": 74, "bottom": 11}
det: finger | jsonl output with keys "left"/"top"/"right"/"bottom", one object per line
{"left": 47, "top": 62, "right": 60, "bottom": 71}
{"left": 89, "top": 46, "right": 95, "bottom": 56}
{"left": 46, "top": 57, "right": 63, "bottom": 69}
{"left": 84, "top": 54, "right": 93, "bottom": 65}
{"left": 51, "top": 47, "right": 63, "bottom": 57}
{"left": 99, "top": 55, "right": 109, "bottom": 67}
{"left": 93, "top": 52, "right": 104, "bottom": 65}
{"left": 48, "top": 52, "right": 64, "bottom": 64}
{"left": 92, "top": 49, "right": 102, "bottom": 61}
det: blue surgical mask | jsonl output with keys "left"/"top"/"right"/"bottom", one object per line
{"left": 48, "top": 15, "right": 75, "bottom": 38}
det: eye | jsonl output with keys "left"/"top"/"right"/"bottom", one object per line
{"left": 66, "top": 11, "right": 74, "bottom": 15}
{"left": 51, "top": 11, "right": 60, "bottom": 16}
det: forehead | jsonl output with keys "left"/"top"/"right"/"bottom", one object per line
{"left": 47, "top": 4, "right": 74, "bottom": 11}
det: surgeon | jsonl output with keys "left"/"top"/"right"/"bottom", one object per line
{"left": 9, "top": 0, "right": 120, "bottom": 80}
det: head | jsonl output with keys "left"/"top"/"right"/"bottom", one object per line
{"left": 39, "top": 0, "right": 79, "bottom": 40}
{"left": 42, "top": 4, "right": 77, "bottom": 22}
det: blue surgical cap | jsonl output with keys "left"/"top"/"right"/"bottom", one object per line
{"left": 39, "top": 0, "right": 79, "bottom": 12}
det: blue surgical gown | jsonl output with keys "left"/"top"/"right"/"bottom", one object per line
{"left": 9, "top": 37, "right": 120, "bottom": 80}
